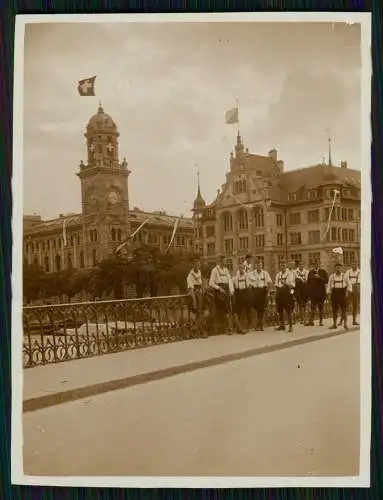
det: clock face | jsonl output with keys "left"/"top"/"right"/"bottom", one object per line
{"left": 108, "top": 191, "right": 120, "bottom": 205}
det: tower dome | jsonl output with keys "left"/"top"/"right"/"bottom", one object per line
{"left": 86, "top": 103, "right": 118, "bottom": 134}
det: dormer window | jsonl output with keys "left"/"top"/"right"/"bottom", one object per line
{"left": 288, "top": 193, "right": 297, "bottom": 202}
{"left": 308, "top": 189, "right": 318, "bottom": 200}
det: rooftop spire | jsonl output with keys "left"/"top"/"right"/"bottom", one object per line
{"left": 98, "top": 101, "right": 103, "bottom": 113}
{"left": 326, "top": 128, "right": 333, "bottom": 166}
{"left": 193, "top": 168, "right": 206, "bottom": 210}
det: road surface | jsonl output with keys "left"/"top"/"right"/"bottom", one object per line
{"left": 23, "top": 330, "right": 360, "bottom": 477}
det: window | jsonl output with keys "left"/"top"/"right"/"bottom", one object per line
{"left": 343, "top": 251, "right": 356, "bottom": 266}
{"left": 233, "top": 179, "right": 246, "bottom": 194}
{"left": 342, "top": 228, "right": 348, "bottom": 242}
{"left": 207, "top": 243, "right": 215, "bottom": 256}
{"left": 77, "top": 234, "right": 81, "bottom": 245}
{"left": 33, "top": 257, "right": 38, "bottom": 266}
{"left": 331, "top": 227, "right": 341, "bottom": 242}
{"left": 92, "top": 249, "right": 97, "bottom": 266}
{"left": 67, "top": 253, "right": 73, "bottom": 269}
{"left": 117, "top": 229, "right": 122, "bottom": 241}
{"left": 226, "top": 259, "right": 233, "bottom": 272}
{"left": 224, "top": 239, "right": 234, "bottom": 253}
{"left": 255, "top": 235, "right": 265, "bottom": 248}
{"left": 53, "top": 240, "right": 56, "bottom": 250}
{"left": 89, "top": 229, "right": 98, "bottom": 242}
{"left": 80, "top": 251, "right": 85, "bottom": 268}
{"left": 149, "top": 233, "right": 158, "bottom": 244}
{"left": 276, "top": 213, "right": 283, "bottom": 226}
{"left": 277, "top": 233, "right": 284, "bottom": 246}
{"left": 308, "top": 209, "right": 320, "bottom": 223}
{"left": 289, "top": 212, "right": 301, "bottom": 225}
{"left": 111, "top": 228, "right": 116, "bottom": 241}
{"left": 223, "top": 212, "right": 233, "bottom": 232}
{"left": 254, "top": 207, "right": 264, "bottom": 228}
{"left": 348, "top": 208, "right": 354, "bottom": 221}
{"left": 308, "top": 230, "right": 320, "bottom": 244}
{"left": 206, "top": 226, "right": 215, "bottom": 238}
{"left": 55, "top": 254, "right": 61, "bottom": 271}
{"left": 290, "top": 232, "right": 302, "bottom": 245}
{"left": 44, "top": 256, "right": 49, "bottom": 273}
{"left": 308, "top": 189, "right": 318, "bottom": 200}
{"left": 349, "top": 229, "right": 355, "bottom": 242}
{"left": 238, "top": 209, "right": 248, "bottom": 230}
{"left": 291, "top": 254, "right": 302, "bottom": 266}
{"left": 288, "top": 193, "right": 297, "bottom": 202}
{"left": 239, "top": 237, "right": 249, "bottom": 250}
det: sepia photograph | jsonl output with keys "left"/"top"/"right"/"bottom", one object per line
{"left": 12, "top": 13, "right": 371, "bottom": 488}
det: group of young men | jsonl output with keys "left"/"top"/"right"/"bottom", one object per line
{"left": 186, "top": 254, "right": 360, "bottom": 336}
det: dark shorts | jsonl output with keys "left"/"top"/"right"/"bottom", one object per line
{"left": 253, "top": 288, "right": 268, "bottom": 311}
{"left": 233, "top": 289, "right": 251, "bottom": 315}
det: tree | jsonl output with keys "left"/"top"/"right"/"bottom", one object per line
{"left": 23, "top": 262, "right": 46, "bottom": 304}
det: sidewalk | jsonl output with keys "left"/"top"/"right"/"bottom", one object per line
{"left": 23, "top": 315, "right": 358, "bottom": 412}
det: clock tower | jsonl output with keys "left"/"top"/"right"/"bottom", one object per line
{"left": 77, "top": 104, "right": 131, "bottom": 260}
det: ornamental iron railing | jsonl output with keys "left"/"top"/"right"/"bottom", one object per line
{"left": 23, "top": 293, "right": 350, "bottom": 369}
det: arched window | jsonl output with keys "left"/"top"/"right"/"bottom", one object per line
{"left": 111, "top": 228, "right": 116, "bottom": 241}
{"left": 80, "top": 251, "right": 85, "bottom": 268}
{"left": 254, "top": 207, "right": 264, "bottom": 228}
{"left": 238, "top": 209, "right": 248, "bottom": 230}
{"left": 55, "top": 254, "right": 61, "bottom": 272}
{"left": 94, "top": 230, "right": 98, "bottom": 242}
{"left": 222, "top": 212, "right": 233, "bottom": 233}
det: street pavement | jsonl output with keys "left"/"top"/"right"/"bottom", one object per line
{"left": 23, "top": 316, "right": 357, "bottom": 411}
{"left": 23, "top": 329, "right": 360, "bottom": 477}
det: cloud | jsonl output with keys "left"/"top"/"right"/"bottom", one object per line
{"left": 22, "top": 20, "right": 363, "bottom": 218}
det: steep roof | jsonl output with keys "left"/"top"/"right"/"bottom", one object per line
{"left": 281, "top": 163, "right": 361, "bottom": 193}
{"left": 24, "top": 209, "right": 193, "bottom": 237}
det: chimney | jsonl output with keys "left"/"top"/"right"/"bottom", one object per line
{"left": 268, "top": 149, "right": 277, "bottom": 163}
{"left": 340, "top": 160, "right": 348, "bottom": 169}
{"left": 277, "top": 160, "right": 284, "bottom": 173}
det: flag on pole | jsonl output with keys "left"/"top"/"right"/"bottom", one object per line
{"left": 166, "top": 218, "right": 179, "bottom": 253}
{"left": 62, "top": 219, "right": 67, "bottom": 247}
{"left": 114, "top": 218, "right": 150, "bottom": 255}
{"left": 78, "top": 76, "right": 97, "bottom": 96}
{"left": 225, "top": 107, "right": 239, "bottom": 124}
{"left": 332, "top": 247, "right": 343, "bottom": 255}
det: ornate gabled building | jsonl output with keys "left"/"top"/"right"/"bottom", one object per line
{"left": 192, "top": 133, "right": 361, "bottom": 276}
{"left": 23, "top": 105, "right": 194, "bottom": 272}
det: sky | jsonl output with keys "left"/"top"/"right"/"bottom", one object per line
{"left": 23, "top": 20, "right": 362, "bottom": 220}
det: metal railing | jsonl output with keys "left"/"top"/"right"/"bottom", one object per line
{"left": 22, "top": 293, "right": 349, "bottom": 369}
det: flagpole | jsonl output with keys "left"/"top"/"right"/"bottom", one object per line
{"left": 235, "top": 97, "right": 239, "bottom": 137}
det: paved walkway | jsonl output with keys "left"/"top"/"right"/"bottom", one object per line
{"left": 23, "top": 331, "right": 360, "bottom": 477}
{"left": 23, "top": 315, "right": 357, "bottom": 412}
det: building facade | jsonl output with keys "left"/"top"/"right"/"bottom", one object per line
{"left": 192, "top": 133, "right": 361, "bottom": 276}
{"left": 23, "top": 105, "right": 194, "bottom": 272}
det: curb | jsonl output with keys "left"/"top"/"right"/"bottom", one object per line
{"left": 23, "top": 326, "right": 358, "bottom": 413}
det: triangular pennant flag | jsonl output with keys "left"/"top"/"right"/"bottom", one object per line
{"left": 78, "top": 76, "right": 96, "bottom": 96}
{"left": 225, "top": 107, "right": 238, "bottom": 124}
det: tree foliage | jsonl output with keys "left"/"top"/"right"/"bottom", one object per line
{"left": 23, "top": 245, "right": 202, "bottom": 304}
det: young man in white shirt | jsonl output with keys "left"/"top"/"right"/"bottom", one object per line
{"left": 274, "top": 260, "right": 295, "bottom": 332}
{"left": 186, "top": 258, "right": 208, "bottom": 338}
{"left": 209, "top": 255, "right": 235, "bottom": 334}
{"left": 344, "top": 262, "right": 360, "bottom": 326}
{"left": 248, "top": 259, "right": 272, "bottom": 331}
{"left": 328, "top": 262, "right": 352, "bottom": 330}
{"left": 294, "top": 261, "right": 309, "bottom": 324}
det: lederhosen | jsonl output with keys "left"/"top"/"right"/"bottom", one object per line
{"left": 253, "top": 272, "right": 268, "bottom": 315}
{"left": 294, "top": 270, "right": 308, "bottom": 306}
{"left": 275, "top": 272, "right": 293, "bottom": 327}
{"left": 234, "top": 274, "right": 250, "bottom": 315}
{"left": 214, "top": 268, "right": 231, "bottom": 315}
{"left": 348, "top": 271, "right": 360, "bottom": 320}
{"left": 331, "top": 274, "right": 347, "bottom": 318}
{"left": 188, "top": 270, "right": 203, "bottom": 313}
